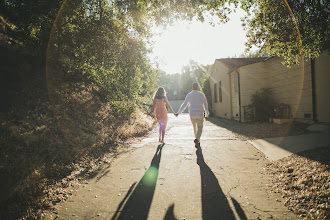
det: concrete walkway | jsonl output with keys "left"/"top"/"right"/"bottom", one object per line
{"left": 248, "top": 132, "right": 330, "bottom": 161}
{"left": 45, "top": 114, "right": 299, "bottom": 220}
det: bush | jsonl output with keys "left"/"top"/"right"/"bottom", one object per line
{"left": 251, "top": 88, "right": 275, "bottom": 121}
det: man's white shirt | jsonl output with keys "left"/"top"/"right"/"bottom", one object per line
{"left": 178, "top": 90, "right": 209, "bottom": 118}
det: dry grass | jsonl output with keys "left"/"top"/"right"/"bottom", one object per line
{"left": 0, "top": 59, "right": 154, "bottom": 219}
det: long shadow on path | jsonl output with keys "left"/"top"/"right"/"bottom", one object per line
{"left": 196, "top": 148, "right": 238, "bottom": 220}
{"left": 163, "top": 204, "right": 178, "bottom": 220}
{"left": 112, "top": 144, "right": 164, "bottom": 220}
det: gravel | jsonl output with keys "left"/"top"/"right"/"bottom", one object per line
{"left": 267, "top": 146, "right": 329, "bottom": 219}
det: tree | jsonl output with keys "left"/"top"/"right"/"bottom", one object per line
{"left": 2, "top": 0, "right": 328, "bottom": 115}
{"left": 0, "top": 0, "right": 64, "bottom": 53}
{"left": 47, "top": 0, "right": 161, "bottom": 113}
{"left": 240, "top": 0, "right": 330, "bottom": 65}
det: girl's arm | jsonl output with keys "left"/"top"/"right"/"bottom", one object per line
{"left": 165, "top": 97, "right": 175, "bottom": 114}
{"left": 153, "top": 99, "right": 157, "bottom": 119}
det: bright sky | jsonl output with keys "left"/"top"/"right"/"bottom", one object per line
{"left": 149, "top": 7, "right": 250, "bottom": 74}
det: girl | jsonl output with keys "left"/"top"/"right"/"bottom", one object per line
{"left": 153, "top": 87, "right": 175, "bottom": 143}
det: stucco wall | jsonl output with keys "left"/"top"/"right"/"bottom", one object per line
{"left": 238, "top": 57, "right": 313, "bottom": 123}
{"left": 210, "top": 61, "right": 231, "bottom": 119}
{"left": 315, "top": 50, "right": 330, "bottom": 122}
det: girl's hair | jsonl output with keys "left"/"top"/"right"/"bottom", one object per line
{"left": 153, "top": 87, "right": 166, "bottom": 99}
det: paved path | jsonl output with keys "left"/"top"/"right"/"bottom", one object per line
{"left": 249, "top": 133, "right": 330, "bottom": 161}
{"left": 45, "top": 114, "right": 298, "bottom": 220}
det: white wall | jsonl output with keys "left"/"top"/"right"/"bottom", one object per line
{"left": 210, "top": 61, "right": 231, "bottom": 119}
{"left": 238, "top": 57, "right": 313, "bottom": 123}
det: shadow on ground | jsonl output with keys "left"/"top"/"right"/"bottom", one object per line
{"left": 196, "top": 148, "right": 245, "bottom": 220}
{"left": 164, "top": 204, "right": 178, "bottom": 220}
{"left": 111, "top": 144, "right": 164, "bottom": 220}
{"left": 209, "top": 117, "right": 310, "bottom": 140}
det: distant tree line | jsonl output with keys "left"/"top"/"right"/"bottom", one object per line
{"left": 157, "top": 60, "right": 212, "bottom": 102}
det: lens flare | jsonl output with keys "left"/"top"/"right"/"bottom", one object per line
{"left": 142, "top": 166, "right": 159, "bottom": 187}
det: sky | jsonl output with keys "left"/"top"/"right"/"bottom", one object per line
{"left": 149, "top": 7, "right": 251, "bottom": 74}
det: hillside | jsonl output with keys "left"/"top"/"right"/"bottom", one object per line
{"left": 0, "top": 47, "right": 154, "bottom": 219}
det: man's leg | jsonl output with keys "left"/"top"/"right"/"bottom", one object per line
{"left": 190, "top": 118, "right": 198, "bottom": 138}
{"left": 191, "top": 118, "right": 204, "bottom": 148}
{"left": 195, "top": 118, "right": 204, "bottom": 142}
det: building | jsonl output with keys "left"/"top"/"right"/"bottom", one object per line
{"left": 210, "top": 50, "right": 330, "bottom": 123}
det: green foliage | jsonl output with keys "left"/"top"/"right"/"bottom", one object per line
{"left": 250, "top": 88, "right": 275, "bottom": 121}
{"left": 48, "top": 0, "right": 158, "bottom": 114}
{"left": 2, "top": 0, "right": 328, "bottom": 114}
{"left": 157, "top": 71, "right": 181, "bottom": 97}
{"left": 200, "top": 66, "right": 213, "bottom": 113}
{"left": 241, "top": 0, "right": 330, "bottom": 66}
{"left": 0, "top": 0, "right": 64, "bottom": 53}
{"left": 157, "top": 60, "right": 211, "bottom": 100}
{"left": 238, "top": 49, "right": 262, "bottom": 58}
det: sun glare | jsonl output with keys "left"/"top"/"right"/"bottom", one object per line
{"left": 150, "top": 7, "right": 249, "bottom": 74}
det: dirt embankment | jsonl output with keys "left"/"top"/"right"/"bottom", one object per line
{"left": 0, "top": 49, "right": 154, "bottom": 219}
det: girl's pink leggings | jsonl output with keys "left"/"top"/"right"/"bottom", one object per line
{"left": 159, "top": 122, "right": 166, "bottom": 141}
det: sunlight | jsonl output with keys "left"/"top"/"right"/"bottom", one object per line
{"left": 149, "top": 7, "right": 250, "bottom": 74}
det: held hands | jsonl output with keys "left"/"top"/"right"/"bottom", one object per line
{"left": 174, "top": 113, "right": 178, "bottom": 117}
{"left": 205, "top": 117, "right": 209, "bottom": 121}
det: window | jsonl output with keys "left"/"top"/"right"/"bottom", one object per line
{"left": 214, "top": 83, "right": 218, "bottom": 102}
{"left": 214, "top": 81, "right": 223, "bottom": 103}
{"left": 218, "top": 81, "right": 222, "bottom": 102}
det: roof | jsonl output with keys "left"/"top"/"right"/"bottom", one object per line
{"left": 215, "top": 57, "right": 270, "bottom": 73}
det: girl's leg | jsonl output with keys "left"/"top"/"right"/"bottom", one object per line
{"left": 160, "top": 122, "right": 166, "bottom": 142}
{"left": 159, "top": 124, "right": 162, "bottom": 142}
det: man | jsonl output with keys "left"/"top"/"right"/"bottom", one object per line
{"left": 176, "top": 82, "right": 209, "bottom": 148}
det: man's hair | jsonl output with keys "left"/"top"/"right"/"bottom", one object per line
{"left": 192, "top": 82, "right": 199, "bottom": 90}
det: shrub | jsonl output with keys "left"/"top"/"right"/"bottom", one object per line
{"left": 250, "top": 88, "right": 275, "bottom": 122}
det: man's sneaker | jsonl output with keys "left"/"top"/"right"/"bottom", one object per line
{"left": 194, "top": 139, "right": 200, "bottom": 148}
